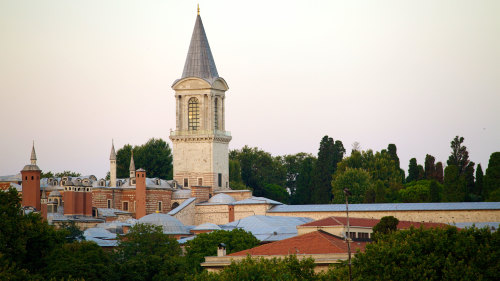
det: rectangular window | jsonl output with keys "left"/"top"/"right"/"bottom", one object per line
{"left": 184, "top": 178, "right": 189, "bottom": 187}
{"left": 123, "top": 201, "right": 129, "bottom": 211}
{"left": 198, "top": 178, "right": 203, "bottom": 186}
{"left": 346, "top": 232, "right": 356, "bottom": 239}
{"left": 358, "top": 232, "right": 369, "bottom": 239}
{"left": 107, "top": 199, "right": 111, "bottom": 209}
{"left": 158, "top": 201, "right": 162, "bottom": 211}
{"left": 218, "top": 173, "right": 222, "bottom": 187}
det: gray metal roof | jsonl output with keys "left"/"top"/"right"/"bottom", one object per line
{"left": 168, "top": 197, "right": 196, "bottom": 215}
{"left": 172, "top": 189, "right": 192, "bottom": 199}
{"left": 268, "top": 202, "right": 500, "bottom": 213}
{"left": 193, "top": 223, "right": 221, "bottom": 231}
{"left": 222, "top": 215, "right": 313, "bottom": 242}
{"left": 21, "top": 164, "right": 40, "bottom": 171}
{"left": 181, "top": 15, "right": 219, "bottom": 81}
{"left": 208, "top": 193, "right": 236, "bottom": 204}
{"left": 233, "top": 196, "right": 283, "bottom": 205}
{"left": 138, "top": 213, "right": 190, "bottom": 235}
{"left": 84, "top": 227, "right": 117, "bottom": 240}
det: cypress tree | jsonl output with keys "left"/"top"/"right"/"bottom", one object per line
{"left": 435, "top": 162, "right": 444, "bottom": 183}
{"left": 406, "top": 158, "right": 419, "bottom": 183}
{"left": 443, "top": 165, "right": 466, "bottom": 202}
{"left": 475, "top": 164, "right": 484, "bottom": 199}
{"left": 429, "top": 180, "right": 440, "bottom": 202}
{"left": 424, "top": 154, "right": 436, "bottom": 180}
{"left": 484, "top": 152, "right": 500, "bottom": 201}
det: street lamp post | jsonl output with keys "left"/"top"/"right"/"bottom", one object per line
{"left": 344, "top": 187, "right": 353, "bottom": 281}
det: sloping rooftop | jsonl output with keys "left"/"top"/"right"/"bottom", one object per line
{"left": 138, "top": 213, "right": 190, "bottom": 235}
{"left": 168, "top": 197, "right": 196, "bottom": 215}
{"left": 222, "top": 215, "right": 313, "bottom": 242}
{"left": 268, "top": 202, "right": 500, "bottom": 213}
{"left": 181, "top": 14, "right": 219, "bottom": 81}
{"left": 233, "top": 196, "right": 283, "bottom": 205}
{"left": 229, "top": 230, "right": 367, "bottom": 256}
{"left": 193, "top": 223, "right": 221, "bottom": 231}
{"left": 300, "top": 216, "right": 448, "bottom": 229}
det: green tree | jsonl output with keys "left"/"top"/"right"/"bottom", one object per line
{"left": 184, "top": 229, "right": 259, "bottom": 273}
{"left": 262, "top": 183, "right": 289, "bottom": 203}
{"left": 0, "top": 188, "right": 68, "bottom": 277}
{"left": 429, "top": 180, "right": 441, "bottom": 202}
{"left": 115, "top": 223, "right": 185, "bottom": 281}
{"left": 399, "top": 180, "right": 431, "bottom": 203}
{"left": 231, "top": 146, "right": 286, "bottom": 197}
{"left": 352, "top": 226, "right": 499, "bottom": 280}
{"left": 40, "top": 171, "right": 54, "bottom": 178}
{"left": 332, "top": 168, "right": 372, "bottom": 204}
{"left": 475, "top": 163, "right": 484, "bottom": 200}
{"left": 484, "top": 152, "right": 500, "bottom": 201}
{"left": 406, "top": 158, "right": 419, "bottom": 183}
{"left": 192, "top": 255, "right": 317, "bottom": 281}
{"left": 116, "top": 138, "right": 173, "bottom": 179}
{"left": 424, "top": 154, "right": 436, "bottom": 180}
{"left": 464, "top": 161, "right": 476, "bottom": 201}
{"left": 443, "top": 165, "right": 466, "bottom": 202}
{"left": 435, "top": 162, "right": 444, "bottom": 183}
{"left": 59, "top": 221, "right": 85, "bottom": 242}
{"left": 291, "top": 155, "right": 316, "bottom": 204}
{"left": 447, "top": 136, "right": 470, "bottom": 175}
{"left": 312, "top": 136, "right": 345, "bottom": 203}
{"left": 55, "top": 171, "right": 82, "bottom": 177}
{"left": 372, "top": 216, "right": 399, "bottom": 238}
{"left": 229, "top": 159, "right": 242, "bottom": 184}
{"left": 43, "top": 241, "right": 117, "bottom": 281}
{"left": 387, "top": 144, "right": 400, "bottom": 170}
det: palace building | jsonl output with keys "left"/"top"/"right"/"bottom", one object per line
{"left": 3, "top": 9, "right": 499, "bottom": 234}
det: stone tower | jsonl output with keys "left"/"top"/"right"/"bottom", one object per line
{"left": 21, "top": 142, "right": 41, "bottom": 210}
{"left": 110, "top": 141, "right": 117, "bottom": 187}
{"left": 170, "top": 9, "right": 231, "bottom": 192}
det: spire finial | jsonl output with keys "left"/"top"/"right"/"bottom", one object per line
{"left": 197, "top": 4, "right": 200, "bottom": 15}
{"left": 30, "top": 140, "right": 37, "bottom": 165}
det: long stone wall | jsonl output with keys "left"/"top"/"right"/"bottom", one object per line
{"left": 266, "top": 209, "right": 500, "bottom": 224}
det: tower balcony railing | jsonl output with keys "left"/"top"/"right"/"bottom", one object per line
{"left": 170, "top": 129, "right": 231, "bottom": 137}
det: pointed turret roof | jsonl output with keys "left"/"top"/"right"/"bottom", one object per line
{"left": 30, "top": 141, "right": 37, "bottom": 164}
{"left": 129, "top": 151, "right": 135, "bottom": 171}
{"left": 181, "top": 12, "right": 219, "bottom": 81}
{"left": 110, "top": 141, "right": 116, "bottom": 160}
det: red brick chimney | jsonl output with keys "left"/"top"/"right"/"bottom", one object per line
{"left": 135, "top": 168, "right": 146, "bottom": 219}
{"left": 83, "top": 184, "right": 92, "bottom": 216}
{"left": 41, "top": 190, "right": 48, "bottom": 220}
{"left": 21, "top": 142, "right": 42, "bottom": 210}
{"left": 63, "top": 180, "right": 76, "bottom": 215}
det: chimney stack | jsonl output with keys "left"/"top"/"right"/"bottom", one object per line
{"left": 135, "top": 168, "right": 147, "bottom": 219}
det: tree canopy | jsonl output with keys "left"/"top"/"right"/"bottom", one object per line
{"left": 184, "top": 229, "right": 259, "bottom": 273}
{"left": 116, "top": 138, "right": 173, "bottom": 179}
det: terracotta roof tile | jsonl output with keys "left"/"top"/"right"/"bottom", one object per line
{"left": 299, "top": 216, "right": 448, "bottom": 229}
{"left": 229, "top": 230, "right": 367, "bottom": 256}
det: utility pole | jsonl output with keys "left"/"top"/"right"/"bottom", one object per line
{"left": 344, "top": 187, "right": 352, "bottom": 281}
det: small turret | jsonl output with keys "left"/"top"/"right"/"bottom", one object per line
{"left": 110, "top": 140, "right": 117, "bottom": 187}
{"left": 30, "top": 141, "right": 37, "bottom": 165}
{"left": 129, "top": 151, "right": 136, "bottom": 182}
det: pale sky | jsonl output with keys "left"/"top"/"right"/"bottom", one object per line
{"left": 1, "top": 0, "right": 499, "bottom": 178}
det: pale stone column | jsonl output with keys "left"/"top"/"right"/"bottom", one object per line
{"left": 200, "top": 93, "right": 205, "bottom": 130}
{"left": 221, "top": 96, "right": 225, "bottom": 131}
{"left": 207, "top": 94, "right": 212, "bottom": 131}
{"left": 176, "top": 95, "right": 180, "bottom": 130}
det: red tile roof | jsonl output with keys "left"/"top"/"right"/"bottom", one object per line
{"left": 299, "top": 216, "right": 448, "bottom": 229}
{"left": 229, "top": 230, "right": 367, "bottom": 256}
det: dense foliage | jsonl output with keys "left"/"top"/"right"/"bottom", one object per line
{"left": 230, "top": 136, "right": 498, "bottom": 204}
{"left": 184, "top": 229, "right": 259, "bottom": 273}
{"left": 351, "top": 226, "right": 500, "bottom": 280}
{"left": 116, "top": 138, "right": 173, "bottom": 179}
{"left": 192, "top": 255, "right": 317, "bottom": 281}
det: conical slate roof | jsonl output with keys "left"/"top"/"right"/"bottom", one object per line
{"left": 181, "top": 15, "right": 219, "bottom": 81}
{"left": 30, "top": 142, "right": 37, "bottom": 162}
{"left": 129, "top": 152, "right": 135, "bottom": 171}
{"left": 110, "top": 141, "right": 116, "bottom": 160}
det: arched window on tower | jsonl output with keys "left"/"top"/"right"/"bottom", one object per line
{"left": 214, "top": 98, "right": 219, "bottom": 130}
{"left": 188, "top": 97, "right": 200, "bottom": 131}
